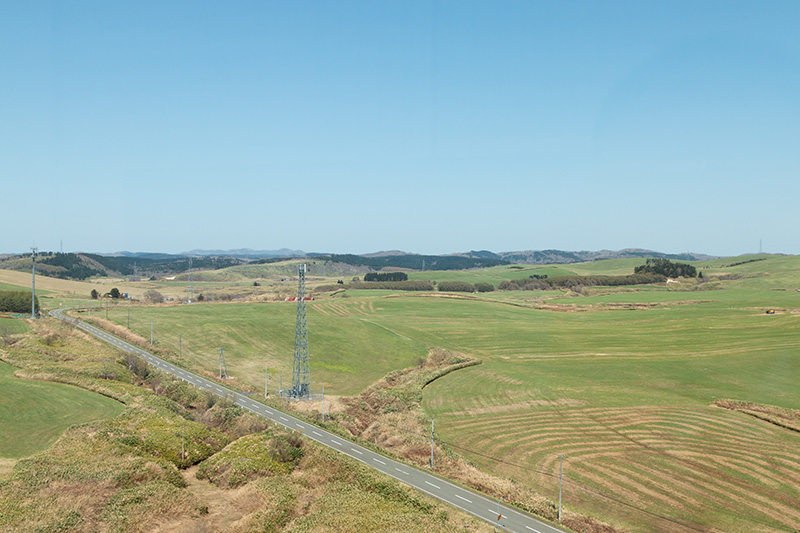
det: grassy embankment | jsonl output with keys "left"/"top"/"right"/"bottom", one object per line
{"left": 97, "top": 254, "right": 800, "bottom": 532}
{"left": 0, "top": 318, "right": 490, "bottom": 532}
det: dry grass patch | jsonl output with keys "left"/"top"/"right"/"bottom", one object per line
{"left": 714, "top": 398, "right": 800, "bottom": 433}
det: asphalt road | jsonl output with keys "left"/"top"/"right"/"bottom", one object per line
{"left": 51, "top": 308, "right": 567, "bottom": 533}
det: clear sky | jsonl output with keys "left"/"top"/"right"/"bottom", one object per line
{"left": 2, "top": 1, "right": 798, "bottom": 257}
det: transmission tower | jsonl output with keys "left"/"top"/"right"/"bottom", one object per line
{"left": 291, "top": 264, "right": 311, "bottom": 399}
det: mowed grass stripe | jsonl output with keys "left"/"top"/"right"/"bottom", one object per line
{"left": 441, "top": 405, "right": 800, "bottom": 529}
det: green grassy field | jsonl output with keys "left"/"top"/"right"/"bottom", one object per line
{"left": 94, "top": 254, "right": 800, "bottom": 531}
{"left": 0, "top": 318, "right": 30, "bottom": 336}
{"left": 104, "top": 299, "right": 428, "bottom": 395}
{"left": 408, "top": 264, "right": 577, "bottom": 285}
{"left": 0, "top": 361, "right": 124, "bottom": 459}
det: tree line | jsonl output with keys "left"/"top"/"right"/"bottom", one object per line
{"left": 363, "top": 272, "right": 408, "bottom": 282}
{"left": 0, "top": 291, "right": 40, "bottom": 314}
{"left": 633, "top": 258, "right": 697, "bottom": 278}
{"left": 499, "top": 272, "right": 666, "bottom": 291}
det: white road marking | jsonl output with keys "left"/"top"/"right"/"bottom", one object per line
{"left": 425, "top": 481, "right": 440, "bottom": 489}
{"left": 331, "top": 439, "right": 342, "bottom": 446}
{"left": 373, "top": 458, "right": 386, "bottom": 465}
{"left": 296, "top": 423, "right": 305, "bottom": 429}
{"left": 279, "top": 416, "right": 289, "bottom": 421}
{"left": 395, "top": 468, "right": 409, "bottom": 475}
{"left": 350, "top": 448, "right": 363, "bottom": 455}
{"left": 526, "top": 526, "right": 541, "bottom": 532}
{"left": 312, "top": 431, "right": 322, "bottom": 436}
{"left": 455, "top": 494, "right": 472, "bottom": 504}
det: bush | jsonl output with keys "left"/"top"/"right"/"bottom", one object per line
{"left": 474, "top": 282, "right": 494, "bottom": 292}
{"left": 144, "top": 290, "right": 165, "bottom": 304}
{"left": 437, "top": 281, "right": 475, "bottom": 293}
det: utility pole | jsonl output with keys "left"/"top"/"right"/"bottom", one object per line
{"left": 218, "top": 347, "right": 228, "bottom": 379}
{"left": 429, "top": 419, "right": 435, "bottom": 470}
{"left": 496, "top": 499, "right": 501, "bottom": 532}
{"left": 187, "top": 256, "right": 193, "bottom": 303}
{"left": 558, "top": 455, "right": 565, "bottom": 522}
{"left": 31, "top": 247, "right": 37, "bottom": 319}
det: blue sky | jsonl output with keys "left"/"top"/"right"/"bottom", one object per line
{"left": 2, "top": 1, "right": 798, "bottom": 256}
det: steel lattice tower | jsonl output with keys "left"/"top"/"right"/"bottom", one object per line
{"left": 291, "top": 264, "right": 310, "bottom": 398}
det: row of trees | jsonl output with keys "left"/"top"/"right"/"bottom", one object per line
{"left": 0, "top": 291, "right": 39, "bottom": 314}
{"left": 316, "top": 280, "right": 497, "bottom": 293}
{"left": 437, "top": 281, "right": 495, "bottom": 293}
{"left": 634, "top": 258, "right": 697, "bottom": 278}
{"left": 499, "top": 273, "right": 666, "bottom": 291}
{"left": 363, "top": 272, "right": 408, "bottom": 282}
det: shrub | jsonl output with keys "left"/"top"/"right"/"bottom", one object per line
{"left": 474, "top": 282, "right": 494, "bottom": 292}
{"left": 437, "top": 281, "right": 475, "bottom": 293}
{"left": 143, "top": 290, "right": 165, "bottom": 304}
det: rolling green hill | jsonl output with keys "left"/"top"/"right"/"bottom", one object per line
{"left": 93, "top": 253, "right": 800, "bottom": 532}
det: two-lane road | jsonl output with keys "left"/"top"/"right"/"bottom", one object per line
{"left": 51, "top": 308, "right": 566, "bottom": 533}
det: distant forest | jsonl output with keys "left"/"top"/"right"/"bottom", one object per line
{"left": 2, "top": 253, "right": 242, "bottom": 280}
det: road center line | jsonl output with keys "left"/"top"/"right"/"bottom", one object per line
{"left": 455, "top": 494, "right": 472, "bottom": 503}
{"left": 373, "top": 458, "right": 386, "bottom": 465}
{"left": 425, "top": 481, "right": 441, "bottom": 489}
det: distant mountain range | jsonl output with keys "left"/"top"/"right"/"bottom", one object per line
{"left": 181, "top": 248, "right": 305, "bottom": 258}
{"left": 0, "top": 248, "right": 720, "bottom": 281}
{"left": 173, "top": 247, "right": 717, "bottom": 264}
{"left": 465, "top": 248, "right": 717, "bottom": 265}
